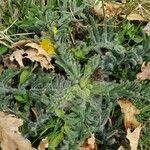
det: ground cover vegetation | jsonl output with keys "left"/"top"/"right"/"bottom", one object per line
{"left": 0, "top": 0, "right": 150, "bottom": 150}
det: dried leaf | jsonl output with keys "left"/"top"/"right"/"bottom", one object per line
{"left": 0, "top": 64, "right": 4, "bottom": 75}
{"left": 10, "top": 40, "right": 54, "bottom": 70}
{"left": 0, "top": 112, "right": 36, "bottom": 150}
{"left": 93, "top": 2, "right": 104, "bottom": 19}
{"left": 126, "top": 125, "right": 142, "bottom": 150}
{"left": 10, "top": 49, "right": 25, "bottom": 67}
{"left": 93, "top": 2, "right": 124, "bottom": 19}
{"left": 127, "top": 12, "right": 146, "bottom": 21}
{"left": 81, "top": 134, "right": 97, "bottom": 150}
{"left": 38, "top": 137, "right": 48, "bottom": 150}
{"left": 144, "top": 22, "right": 150, "bottom": 36}
{"left": 11, "top": 40, "right": 32, "bottom": 48}
{"left": 105, "top": 2, "right": 123, "bottom": 17}
{"left": 118, "top": 99, "right": 140, "bottom": 130}
{"left": 25, "top": 42, "right": 49, "bottom": 58}
{"left": 136, "top": 62, "right": 150, "bottom": 80}
{"left": 117, "top": 145, "right": 125, "bottom": 150}
{"left": 0, "top": 54, "right": 16, "bottom": 69}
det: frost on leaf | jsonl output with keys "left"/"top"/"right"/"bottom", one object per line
{"left": 81, "top": 134, "right": 97, "bottom": 150}
{"left": 0, "top": 112, "right": 36, "bottom": 150}
{"left": 136, "top": 62, "right": 150, "bottom": 80}
{"left": 10, "top": 40, "right": 54, "bottom": 70}
{"left": 118, "top": 99, "right": 140, "bottom": 130}
{"left": 126, "top": 125, "right": 142, "bottom": 150}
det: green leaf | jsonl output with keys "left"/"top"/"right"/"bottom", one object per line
{"left": 14, "top": 95, "right": 27, "bottom": 103}
{"left": 20, "top": 69, "right": 31, "bottom": 84}
{"left": 0, "top": 46, "right": 8, "bottom": 54}
{"left": 55, "top": 109, "right": 65, "bottom": 118}
{"left": 49, "top": 131, "right": 64, "bottom": 149}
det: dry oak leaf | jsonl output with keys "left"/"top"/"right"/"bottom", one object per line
{"left": 105, "top": 2, "right": 124, "bottom": 18}
{"left": 11, "top": 40, "right": 32, "bottom": 48}
{"left": 0, "top": 112, "right": 36, "bottom": 150}
{"left": 93, "top": 1, "right": 124, "bottom": 19}
{"left": 10, "top": 49, "right": 25, "bottom": 67}
{"left": 127, "top": 11, "right": 146, "bottom": 21}
{"left": 81, "top": 134, "right": 97, "bottom": 150}
{"left": 136, "top": 62, "right": 150, "bottom": 80}
{"left": 126, "top": 125, "right": 142, "bottom": 150}
{"left": 38, "top": 137, "right": 48, "bottom": 150}
{"left": 118, "top": 99, "right": 140, "bottom": 130}
{"left": 10, "top": 40, "right": 54, "bottom": 70}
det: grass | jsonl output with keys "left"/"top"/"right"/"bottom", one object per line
{"left": 0, "top": 0, "right": 150, "bottom": 149}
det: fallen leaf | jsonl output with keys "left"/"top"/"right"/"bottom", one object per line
{"left": 38, "top": 137, "right": 48, "bottom": 150}
{"left": 118, "top": 99, "right": 140, "bottom": 130}
{"left": 11, "top": 40, "right": 32, "bottom": 48}
{"left": 127, "top": 12, "right": 146, "bottom": 21}
{"left": 0, "top": 64, "right": 4, "bottom": 75}
{"left": 10, "top": 49, "right": 25, "bottom": 67}
{"left": 105, "top": 2, "right": 123, "bottom": 18}
{"left": 144, "top": 22, "right": 150, "bottom": 36}
{"left": 10, "top": 40, "right": 54, "bottom": 70}
{"left": 0, "top": 54, "right": 17, "bottom": 69}
{"left": 81, "top": 134, "right": 97, "bottom": 150}
{"left": 0, "top": 111, "right": 36, "bottom": 150}
{"left": 126, "top": 125, "right": 142, "bottom": 150}
{"left": 93, "top": 2, "right": 104, "bottom": 19}
{"left": 136, "top": 62, "right": 150, "bottom": 80}
{"left": 117, "top": 145, "right": 125, "bottom": 150}
{"left": 93, "top": 1, "right": 124, "bottom": 19}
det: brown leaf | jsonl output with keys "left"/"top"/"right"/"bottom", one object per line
{"left": 117, "top": 145, "right": 125, "bottom": 150}
{"left": 11, "top": 40, "right": 32, "bottom": 49}
{"left": 127, "top": 12, "right": 146, "bottom": 21}
{"left": 144, "top": 22, "right": 150, "bottom": 36}
{"left": 0, "top": 112, "right": 36, "bottom": 150}
{"left": 10, "top": 40, "right": 54, "bottom": 70}
{"left": 136, "top": 62, "right": 150, "bottom": 80}
{"left": 118, "top": 99, "right": 140, "bottom": 130}
{"left": 0, "top": 64, "right": 4, "bottom": 75}
{"left": 10, "top": 49, "right": 25, "bottom": 67}
{"left": 81, "top": 134, "right": 97, "bottom": 150}
{"left": 105, "top": 2, "right": 122, "bottom": 17}
{"left": 38, "top": 137, "right": 48, "bottom": 150}
{"left": 126, "top": 125, "right": 142, "bottom": 150}
{"left": 93, "top": 2, "right": 104, "bottom": 19}
{"left": 93, "top": 2, "right": 124, "bottom": 19}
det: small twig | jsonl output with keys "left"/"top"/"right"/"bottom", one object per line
{"left": 3, "top": 19, "right": 18, "bottom": 34}
{"left": 10, "top": 32, "right": 35, "bottom": 36}
{"left": 0, "top": 41, "right": 11, "bottom": 48}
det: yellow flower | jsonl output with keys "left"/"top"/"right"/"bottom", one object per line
{"left": 39, "top": 38, "right": 55, "bottom": 56}
{"left": 52, "top": 26, "right": 58, "bottom": 34}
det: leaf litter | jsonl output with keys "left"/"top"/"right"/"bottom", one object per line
{"left": 0, "top": 111, "right": 36, "bottom": 150}
{"left": 118, "top": 99, "right": 143, "bottom": 150}
{"left": 118, "top": 99, "right": 140, "bottom": 130}
{"left": 136, "top": 62, "right": 150, "bottom": 80}
{"left": 10, "top": 40, "right": 54, "bottom": 70}
{"left": 81, "top": 134, "right": 97, "bottom": 150}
